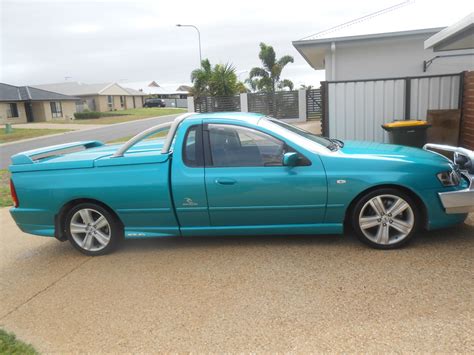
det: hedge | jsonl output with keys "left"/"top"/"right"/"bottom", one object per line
{"left": 74, "top": 111, "right": 130, "bottom": 119}
{"left": 74, "top": 112, "right": 102, "bottom": 119}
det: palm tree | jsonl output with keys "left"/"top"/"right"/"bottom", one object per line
{"left": 190, "top": 59, "right": 246, "bottom": 97}
{"left": 248, "top": 43, "right": 294, "bottom": 92}
{"left": 278, "top": 79, "right": 294, "bottom": 91}
{"left": 209, "top": 63, "right": 238, "bottom": 96}
{"left": 190, "top": 59, "right": 212, "bottom": 96}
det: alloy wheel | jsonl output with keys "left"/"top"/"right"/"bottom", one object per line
{"left": 69, "top": 208, "right": 111, "bottom": 252}
{"left": 358, "top": 194, "right": 415, "bottom": 246}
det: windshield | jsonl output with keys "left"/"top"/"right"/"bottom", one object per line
{"left": 266, "top": 118, "right": 334, "bottom": 149}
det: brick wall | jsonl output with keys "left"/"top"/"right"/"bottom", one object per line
{"left": 460, "top": 71, "right": 474, "bottom": 150}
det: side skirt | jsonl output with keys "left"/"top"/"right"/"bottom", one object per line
{"left": 180, "top": 223, "right": 343, "bottom": 237}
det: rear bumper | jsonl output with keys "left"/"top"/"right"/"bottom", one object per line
{"left": 10, "top": 207, "right": 55, "bottom": 237}
{"left": 438, "top": 172, "right": 474, "bottom": 214}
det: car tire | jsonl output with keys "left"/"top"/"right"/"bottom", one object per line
{"left": 64, "top": 203, "right": 122, "bottom": 256}
{"left": 351, "top": 188, "right": 420, "bottom": 249}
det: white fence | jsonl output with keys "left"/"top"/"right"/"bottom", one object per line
{"left": 327, "top": 73, "right": 462, "bottom": 142}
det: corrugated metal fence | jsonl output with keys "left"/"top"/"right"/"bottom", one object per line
{"left": 326, "top": 73, "right": 462, "bottom": 142}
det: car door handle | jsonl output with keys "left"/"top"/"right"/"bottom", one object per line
{"left": 215, "top": 178, "right": 236, "bottom": 185}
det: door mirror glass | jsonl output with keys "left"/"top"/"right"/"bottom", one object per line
{"left": 282, "top": 152, "right": 299, "bottom": 166}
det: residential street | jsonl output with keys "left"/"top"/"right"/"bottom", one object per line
{"left": 0, "top": 208, "right": 472, "bottom": 353}
{"left": 0, "top": 114, "right": 180, "bottom": 169}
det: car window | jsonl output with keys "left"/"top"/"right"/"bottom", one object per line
{"left": 207, "top": 124, "right": 287, "bottom": 167}
{"left": 266, "top": 118, "right": 333, "bottom": 148}
{"left": 183, "top": 125, "right": 202, "bottom": 167}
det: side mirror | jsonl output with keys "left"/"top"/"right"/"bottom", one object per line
{"left": 282, "top": 152, "right": 299, "bottom": 166}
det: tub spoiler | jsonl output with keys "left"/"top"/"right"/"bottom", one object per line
{"left": 10, "top": 141, "right": 104, "bottom": 165}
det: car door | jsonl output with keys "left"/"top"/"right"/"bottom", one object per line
{"left": 203, "top": 122, "right": 327, "bottom": 231}
{"left": 171, "top": 121, "right": 210, "bottom": 235}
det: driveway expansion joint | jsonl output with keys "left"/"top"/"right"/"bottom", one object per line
{"left": 0, "top": 257, "right": 92, "bottom": 323}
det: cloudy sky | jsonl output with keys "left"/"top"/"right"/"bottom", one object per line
{"left": 0, "top": 0, "right": 472, "bottom": 88}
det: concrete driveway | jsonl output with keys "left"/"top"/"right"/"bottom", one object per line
{"left": 0, "top": 208, "right": 472, "bottom": 353}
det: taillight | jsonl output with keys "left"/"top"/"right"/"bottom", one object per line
{"left": 10, "top": 179, "right": 19, "bottom": 207}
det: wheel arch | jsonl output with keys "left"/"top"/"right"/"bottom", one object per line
{"left": 344, "top": 184, "right": 428, "bottom": 230}
{"left": 54, "top": 198, "right": 123, "bottom": 241}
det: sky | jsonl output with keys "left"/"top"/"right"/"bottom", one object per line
{"left": 0, "top": 0, "right": 472, "bottom": 89}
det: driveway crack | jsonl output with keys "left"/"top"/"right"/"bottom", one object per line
{"left": 0, "top": 257, "right": 91, "bottom": 322}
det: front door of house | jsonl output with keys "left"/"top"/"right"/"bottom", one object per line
{"left": 24, "top": 102, "right": 34, "bottom": 122}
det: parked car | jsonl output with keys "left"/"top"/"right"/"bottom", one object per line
{"left": 144, "top": 98, "right": 166, "bottom": 107}
{"left": 9, "top": 112, "right": 474, "bottom": 255}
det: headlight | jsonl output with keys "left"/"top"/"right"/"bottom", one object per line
{"left": 437, "top": 170, "right": 461, "bottom": 187}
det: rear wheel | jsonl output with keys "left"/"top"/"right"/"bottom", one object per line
{"left": 352, "top": 188, "right": 420, "bottom": 249}
{"left": 64, "top": 203, "right": 122, "bottom": 256}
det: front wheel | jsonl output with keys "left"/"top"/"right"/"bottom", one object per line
{"left": 351, "top": 188, "right": 420, "bottom": 249}
{"left": 64, "top": 203, "right": 122, "bottom": 256}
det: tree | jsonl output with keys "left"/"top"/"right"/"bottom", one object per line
{"left": 209, "top": 63, "right": 238, "bottom": 96}
{"left": 190, "top": 59, "right": 246, "bottom": 97}
{"left": 278, "top": 79, "right": 294, "bottom": 91}
{"left": 300, "top": 84, "right": 314, "bottom": 90}
{"left": 190, "top": 59, "right": 212, "bottom": 97}
{"left": 248, "top": 43, "right": 294, "bottom": 92}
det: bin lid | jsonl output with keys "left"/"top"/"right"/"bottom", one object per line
{"left": 383, "top": 120, "right": 429, "bottom": 128}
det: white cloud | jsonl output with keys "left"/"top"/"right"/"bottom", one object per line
{"left": 66, "top": 24, "right": 102, "bottom": 34}
{"left": 1, "top": 0, "right": 473, "bottom": 87}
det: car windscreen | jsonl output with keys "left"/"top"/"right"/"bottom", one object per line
{"left": 265, "top": 118, "right": 333, "bottom": 148}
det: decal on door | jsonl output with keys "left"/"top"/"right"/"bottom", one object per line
{"left": 182, "top": 197, "right": 198, "bottom": 207}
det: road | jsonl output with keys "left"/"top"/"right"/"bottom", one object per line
{"left": 0, "top": 208, "right": 472, "bottom": 353}
{"left": 0, "top": 114, "right": 179, "bottom": 169}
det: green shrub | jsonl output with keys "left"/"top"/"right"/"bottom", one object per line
{"left": 74, "top": 111, "right": 130, "bottom": 119}
{"left": 74, "top": 111, "right": 101, "bottom": 119}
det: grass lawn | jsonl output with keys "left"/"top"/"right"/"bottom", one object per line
{"left": 56, "top": 107, "right": 186, "bottom": 125}
{"left": 107, "top": 130, "right": 168, "bottom": 144}
{"left": 0, "top": 128, "right": 72, "bottom": 144}
{"left": 107, "top": 135, "right": 134, "bottom": 144}
{"left": 1, "top": 170, "right": 12, "bottom": 207}
{"left": 0, "top": 329, "right": 37, "bottom": 354}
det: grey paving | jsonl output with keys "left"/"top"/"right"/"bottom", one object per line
{"left": 1, "top": 208, "right": 473, "bottom": 353}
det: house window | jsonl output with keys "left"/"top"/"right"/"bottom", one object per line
{"left": 6, "top": 103, "right": 19, "bottom": 118}
{"left": 50, "top": 102, "right": 63, "bottom": 118}
{"left": 120, "top": 96, "right": 125, "bottom": 108}
{"left": 107, "top": 96, "right": 114, "bottom": 110}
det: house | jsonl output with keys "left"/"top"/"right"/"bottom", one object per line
{"left": 32, "top": 82, "right": 146, "bottom": 112}
{"left": 0, "top": 83, "right": 79, "bottom": 124}
{"left": 123, "top": 87, "right": 146, "bottom": 109}
{"left": 123, "top": 81, "right": 190, "bottom": 108}
{"left": 123, "top": 81, "right": 190, "bottom": 98}
{"left": 292, "top": 14, "right": 474, "bottom": 149}
{"left": 293, "top": 27, "right": 473, "bottom": 81}
{"left": 423, "top": 14, "right": 474, "bottom": 150}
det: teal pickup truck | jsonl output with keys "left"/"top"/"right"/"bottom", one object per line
{"left": 9, "top": 112, "right": 474, "bottom": 255}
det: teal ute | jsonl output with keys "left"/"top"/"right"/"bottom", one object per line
{"left": 8, "top": 112, "right": 474, "bottom": 255}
